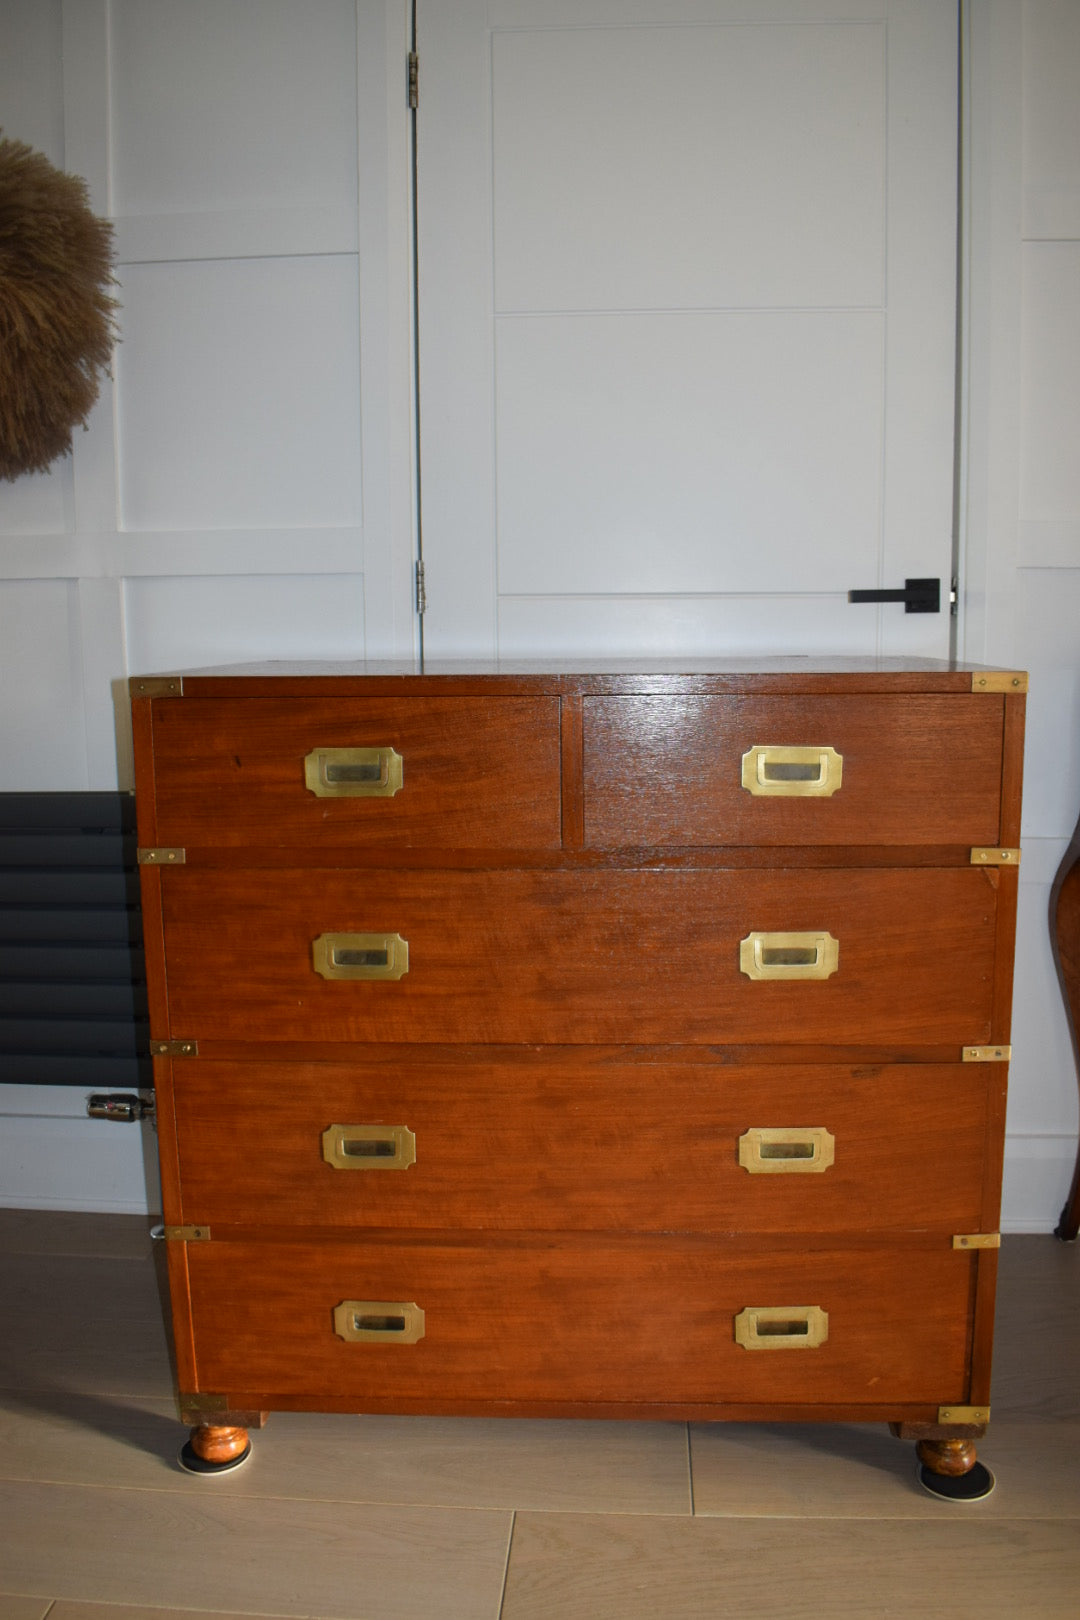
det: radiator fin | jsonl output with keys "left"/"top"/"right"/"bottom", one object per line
{"left": 0, "top": 794, "right": 151, "bottom": 1087}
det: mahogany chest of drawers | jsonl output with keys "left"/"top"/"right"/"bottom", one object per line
{"left": 132, "top": 660, "right": 1025, "bottom": 1491}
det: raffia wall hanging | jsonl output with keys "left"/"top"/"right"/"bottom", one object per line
{"left": 0, "top": 132, "right": 119, "bottom": 481}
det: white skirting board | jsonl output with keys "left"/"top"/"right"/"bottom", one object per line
{"left": 0, "top": 1085, "right": 1074, "bottom": 1231}
{"left": 1001, "top": 1135, "right": 1077, "bottom": 1235}
{"left": 0, "top": 1086, "right": 160, "bottom": 1215}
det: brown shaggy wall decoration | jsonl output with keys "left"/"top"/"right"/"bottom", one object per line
{"left": 0, "top": 132, "right": 119, "bottom": 480}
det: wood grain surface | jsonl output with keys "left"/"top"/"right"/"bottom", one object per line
{"left": 167, "top": 1058, "right": 997, "bottom": 1234}
{"left": 131, "top": 666, "right": 1023, "bottom": 1455}
{"left": 583, "top": 693, "right": 1006, "bottom": 846}
{"left": 147, "top": 695, "right": 563, "bottom": 849}
{"left": 183, "top": 1237, "right": 974, "bottom": 1407}
{"left": 158, "top": 866, "right": 1000, "bottom": 1046}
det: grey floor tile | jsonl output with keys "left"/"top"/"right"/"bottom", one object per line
{"left": 500, "top": 1512, "right": 1080, "bottom": 1619}
{"left": 0, "top": 1394, "right": 692, "bottom": 1515}
{"left": 0, "top": 1211, "right": 155, "bottom": 1261}
{"left": 0, "top": 1394, "right": 184, "bottom": 1488}
{"left": 48, "top": 1606, "right": 339, "bottom": 1620}
{"left": 689, "top": 1418, "right": 1080, "bottom": 1519}
{"left": 0, "top": 1598, "right": 52, "bottom": 1620}
{"left": 286, "top": 1413, "right": 691, "bottom": 1515}
{"left": 993, "top": 1235, "right": 1080, "bottom": 1420}
{"left": 0, "top": 1481, "right": 511, "bottom": 1620}
{"left": 0, "top": 1252, "right": 173, "bottom": 1398}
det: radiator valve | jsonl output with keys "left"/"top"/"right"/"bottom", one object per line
{"left": 86, "top": 1092, "right": 155, "bottom": 1124}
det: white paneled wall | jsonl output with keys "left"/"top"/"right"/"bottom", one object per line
{"left": 0, "top": 0, "right": 415, "bottom": 1211}
{"left": 963, "top": 0, "right": 1080, "bottom": 1229}
{"left": 116, "top": 256, "right": 364, "bottom": 534}
{"left": 1, "top": 0, "right": 1078, "bottom": 1227}
{"left": 0, "top": 0, "right": 415, "bottom": 802}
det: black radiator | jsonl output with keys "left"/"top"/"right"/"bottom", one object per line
{"left": 0, "top": 793, "right": 151, "bottom": 1087}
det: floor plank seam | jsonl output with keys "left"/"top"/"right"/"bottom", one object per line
{"left": 0, "top": 1473, "right": 536, "bottom": 1517}
{"left": 686, "top": 1422, "right": 696, "bottom": 1517}
{"left": 497, "top": 1510, "right": 518, "bottom": 1620}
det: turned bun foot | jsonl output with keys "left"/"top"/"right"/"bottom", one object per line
{"left": 179, "top": 1423, "right": 252, "bottom": 1475}
{"left": 916, "top": 1437, "right": 995, "bottom": 1502}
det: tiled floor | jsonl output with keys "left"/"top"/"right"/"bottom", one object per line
{"left": 0, "top": 1211, "right": 1077, "bottom": 1619}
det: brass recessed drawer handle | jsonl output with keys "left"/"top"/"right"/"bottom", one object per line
{"left": 313, "top": 933, "right": 409, "bottom": 981}
{"left": 333, "top": 1300, "right": 425, "bottom": 1344}
{"left": 734, "top": 1305, "right": 829, "bottom": 1350}
{"left": 741, "top": 745, "right": 843, "bottom": 797}
{"left": 739, "top": 931, "right": 839, "bottom": 980}
{"left": 304, "top": 746, "right": 403, "bottom": 797}
{"left": 322, "top": 1124, "right": 416, "bottom": 1170}
{"left": 738, "top": 1127, "right": 835, "bottom": 1174}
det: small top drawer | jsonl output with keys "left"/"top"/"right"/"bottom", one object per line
{"left": 583, "top": 694, "right": 1006, "bottom": 847}
{"left": 145, "top": 696, "right": 562, "bottom": 849}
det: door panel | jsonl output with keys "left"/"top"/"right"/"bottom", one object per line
{"left": 495, "top": 312, "right": 884, "bottom": 596}
{"left": 416, "top": 0, "right": 958, "bottom": 659}
{"left": 491, "top": 21, "right": 886, "bottom": 312}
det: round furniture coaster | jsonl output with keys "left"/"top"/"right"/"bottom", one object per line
{"left": 917, "top": 1460, "right": 995, "bottom": 1502}
{"left": 178, "top": 1439, "right": 252, "bottom": 1476}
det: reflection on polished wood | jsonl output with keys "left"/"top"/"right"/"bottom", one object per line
{"left": 188, "top": 1423, "right": 251, "bottom": 1465}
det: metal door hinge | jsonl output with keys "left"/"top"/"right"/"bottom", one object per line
{"left": 970, "top": 671, "right": 1028, "bottom": 693}
{"left": 952, "top": 1233, "right": 1001, "bottom": 1250}
{"left": 408, "top": 51, "right": 418, "bottom": 108}
{"left": 129, "top": 677, "right": 183, "bottom": 698}
{"left": 415, "top": 558, "right": 427, "bottom": 615}
{"left": 152, "top": 1224, "right": 211, "bottom": 1242}
{"left": 938, "top": 1406, "right": 990, "bottom": 1426}
{"left": 962, "top": 1045, "right": 1012, "bottom": 1063}
{"left": 950, "top": 575, "right": 959, "bottom": 616}
{"left": 970, "top": 847, "right": 1021, "bottom": 867}
{"left": 138, "top": 847, "right": 186, "bottom": 866}
{"left": 150, "top": 1039, "right": 198, "bottom": 1058}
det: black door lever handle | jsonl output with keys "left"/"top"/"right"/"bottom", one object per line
{"left": 847, "top": 577, "right": 940, "bottom": 613}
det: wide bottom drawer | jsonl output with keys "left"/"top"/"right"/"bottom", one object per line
{"left": 168, "top": 1059, "right": 1001, "bottom": 1233}
{"left": 183, "top": 1238, "right": 975, "bottom": 1407}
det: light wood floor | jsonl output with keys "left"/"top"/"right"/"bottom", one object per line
{"left": 1, "top": 1210, "right": 1077, "bottom": 1619}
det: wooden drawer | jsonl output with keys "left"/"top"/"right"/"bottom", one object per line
{"left": 144, "top": 696, "right": 563, "bottom": 849}
{"left": 160, "top": 867, "right": 999, "bottom": 1046}
{"left": 184, "top": 1238, "right": 974, "bottom": 1407}
{"left": 170, "top": 1059, "right": 999, "bottom": 1234}
{"left": 583, "top": 695, "right": 1006, "bottom": 846}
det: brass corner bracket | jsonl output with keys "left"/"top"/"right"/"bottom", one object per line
{"left": 130, "top": 677, "right": 184, "bottom": 699}
{"left": 970, "top": 671, "right": 1027, "bottom": 694}
{"left": 938, "top": 1405, "right": 990, "bottom": 1425}
{"left": 179, "top": 1391, "right": 229, "bottom": 1415}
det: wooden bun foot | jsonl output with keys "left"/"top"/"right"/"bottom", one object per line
{"left": 916, "top": 1438, "right": 995, "bottom": 1502}
{"left": 179, "top": 1423, "right": 252, "bottom": 1475}
{"left": 917, "top": 1437, "right": 977, "bottom": 1476}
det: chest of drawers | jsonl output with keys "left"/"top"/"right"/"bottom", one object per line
{"left": 132, "top": 660, "right": 1025, "bottom": 1492}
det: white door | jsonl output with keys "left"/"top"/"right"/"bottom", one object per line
{"left": 415, "top": 0, "right": 958, "bottom": 659}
